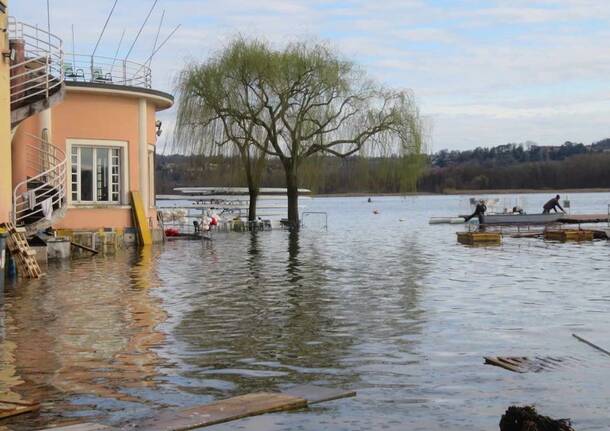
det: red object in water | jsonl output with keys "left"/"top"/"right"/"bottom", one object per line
{"left": 165, "top": 228, "right": 180, "bottom": 237}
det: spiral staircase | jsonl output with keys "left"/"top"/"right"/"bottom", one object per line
{"left": 9, "top": 18, "right": 67, "bottom": 235}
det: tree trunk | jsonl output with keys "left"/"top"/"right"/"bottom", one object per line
{"left": 248, "top": 186, "right": 258, "bottom": 222}
{"left": 285, "top": 162, "right": 299, "bottom": 229}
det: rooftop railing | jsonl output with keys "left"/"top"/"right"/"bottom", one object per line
{"left": 63, "top": 53, "right": 152, "bottom": 89}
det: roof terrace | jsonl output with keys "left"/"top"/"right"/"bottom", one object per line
{"left": 63, "top": 54, "right": 152, "bottom": 89}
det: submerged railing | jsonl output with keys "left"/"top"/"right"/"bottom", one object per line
{"left": 63, "top": 53, "right": 152, "bottom": 88}
{"left": 8, "top": 17, "right": 64, "bottom": 109}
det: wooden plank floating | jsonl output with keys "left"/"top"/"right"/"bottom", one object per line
{"left": 40, "top": 424, "right": 114, "bottom": 431}
{"left": 484, "top": 356, "right": 573, "bottom": 373}
{"left": 38, "top": 385, "right": 356, "bottom": 431}
{"left": 572, "top": 333, "right": 610, "bottom": 357}
{"left": 135, "top": 392, "right": 307, "bottom": 431}
{"left": 457, "top": 231, "right": 502, "bottom": 245}
{"left": 281, "top": 384, "right": 356, "bottom": 405}
{"left": 0, "top": 399, "right": 40, "bottom": 420}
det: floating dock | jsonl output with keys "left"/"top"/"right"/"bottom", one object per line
{"left": 457, "top": 231, "right": 502, "bottom": 245}
{"left": 544, "top": 229, "right": 595, "bottom": 242}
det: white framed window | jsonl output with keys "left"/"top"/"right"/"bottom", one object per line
{"left": 68, "top": 139, "right": 129, "bottom": 205}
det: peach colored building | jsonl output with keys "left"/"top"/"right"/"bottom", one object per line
{"left": 8, "top": 18, "right": 173, "bottom": 244}
{"left": 13, "top": 80, "right": 172, "bottom": 234}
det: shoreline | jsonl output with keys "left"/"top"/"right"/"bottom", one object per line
{"left": 313, "top": 188, "right": 610, "bottom": 198}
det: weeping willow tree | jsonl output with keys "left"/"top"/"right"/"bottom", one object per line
{"left": 177, "top": 38, "right": 424, "bottom": 227}
{"left": 174, "top": 40, "right": 271, "bottom": 221}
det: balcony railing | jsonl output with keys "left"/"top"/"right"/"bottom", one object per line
{"left": 8, "top": 17, "right": 64, "bottom": 109}
{"left": 63, "top": 54, "right": 152, "bottom": 89}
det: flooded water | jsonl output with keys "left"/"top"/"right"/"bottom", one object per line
{"left": 2, "top": 193, "right": 610, "bottom": 430}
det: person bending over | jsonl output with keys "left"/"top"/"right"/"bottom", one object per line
{"left": 542, "top": 195, "right": 565, "bottom": 214}
{"left": 464, "top": 200, "right": 487, "bottom": 223}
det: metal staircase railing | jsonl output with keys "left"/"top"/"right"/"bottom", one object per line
{"left": 8, "top": 17, "right": 64, "bottom": 110}
{"left": 13, "top": 133, "right": 68, "bottom": 235}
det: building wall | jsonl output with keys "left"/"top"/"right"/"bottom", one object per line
{"left": 0, "top": 1, "right": 11, "bottom": 223}
{"left": 11, "top": 84, "right": 172, "bottom": 231}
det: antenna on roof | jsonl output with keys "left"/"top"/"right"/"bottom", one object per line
{"left": 46, "top": 0, "right": 52, "bottom": 47}
{"left": 92, "top": 0, "right": 119, "bottom": 57}
{"left": 71, "top": 24, "right": 76, "bottom": 67}
{"left": 124, "top": 0, "right": 158, "bottom": 61}
{"left": 148, "top": 9, "right": 165, "bottom": 68}
{"left": 110, "top": 28, "right": 126, "bottom": 73}
{"left": 133, "top": 24, "right": 181, "bottom": 75}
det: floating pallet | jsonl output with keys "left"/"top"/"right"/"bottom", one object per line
{"left": 484, "top": 356, "right": 575, "bottom": 373}
{"left": 457, "top": 231, "right": 502, "bottom": 245}
{"left": 544, "top": 229, "right": 594, "bottom": 242}
{"left": 0, "top": 222, "right": 42, "bottom": 279}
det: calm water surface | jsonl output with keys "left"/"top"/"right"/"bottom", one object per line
{"left": 2, "top": 193, "right": 610, "bottom": 430}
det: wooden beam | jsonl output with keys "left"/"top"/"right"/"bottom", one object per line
{"left": 130, "top": 191, "right": 152, "bottom": 246}
{"left": 135, "top": 392, "right": 307, "bottom": 430}
{"left": 39, "top": 424, "right": 114, "bottom": 431}
{"left": 281, "top": 384, "right": 356, "bottom": 405}
{"left": 70, "top": 241, "right": 99, "bottom": 255}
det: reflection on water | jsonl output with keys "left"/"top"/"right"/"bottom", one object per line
{"left": 0, "top": 248, "right": 168, "bottom": 429}
{"left": 1, "top": 193, "right": 610, "bottom": 430}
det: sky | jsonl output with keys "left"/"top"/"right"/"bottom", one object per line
{"left": 12, "top": 0, "right": 610, "bottom": 153}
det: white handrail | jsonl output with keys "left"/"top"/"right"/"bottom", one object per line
{"left": 13, "top": 133, "right": 68, "bottom": 231}
{"left": 8, "top": 17, "right": 64, "bottom": 109}
{"left": 64, "top": 53, "right": 152, "bottom": 88}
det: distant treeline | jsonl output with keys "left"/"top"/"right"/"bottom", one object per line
{"left": 421, "top": 139, "right": 610, "bottom": 192}
{"left": 156, "top": 154, "right": 423, "bottom": 194}
{"left": 156, "top": 139, "right": 610, "bottom": 194}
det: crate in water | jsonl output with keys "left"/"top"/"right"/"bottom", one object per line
{"left": 544, "top": 229, "right": 594, "bottom": 242}
{"left": 456, "top": 231, "right": 502, "bottom": 245}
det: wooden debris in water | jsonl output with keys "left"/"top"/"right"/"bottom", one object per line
{"left": 484, "top": 356, "right": 572, "bottom": 373}
{"left": 457, "top": 231, "right": 502, "bottom": 245}
{"left": 38, "top": 385, "right": 356, "bottom": 431}
{"left": 281, "top": 384, "right": 356, "bottom": 405}
{"left": 70, "top": 241, "right": 98, "bottom": 255}
{"left": 510, "top": 231, "right": 543, "bottom": 239}
{"left": 135, "top": 392, "right": 307, "bottom": 430}
{"left": 0, "top": 399, "right": 40, "bottom": 420}
{"left": 39, "top": 424, "right": 114, "bottom": 431}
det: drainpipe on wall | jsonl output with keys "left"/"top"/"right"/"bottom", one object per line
{"left": 0, "top": 3, "right": 12, "bottom": 223}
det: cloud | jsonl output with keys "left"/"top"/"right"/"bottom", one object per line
{"left": 11, "top": 0, "right": 610, "bottom": 150}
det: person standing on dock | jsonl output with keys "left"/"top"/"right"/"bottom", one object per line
{"left": 464, "top": 200, "right": 487, "bottom": 223}
{"left": 542, "top": 195, "right": 566, "bottom": 214}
